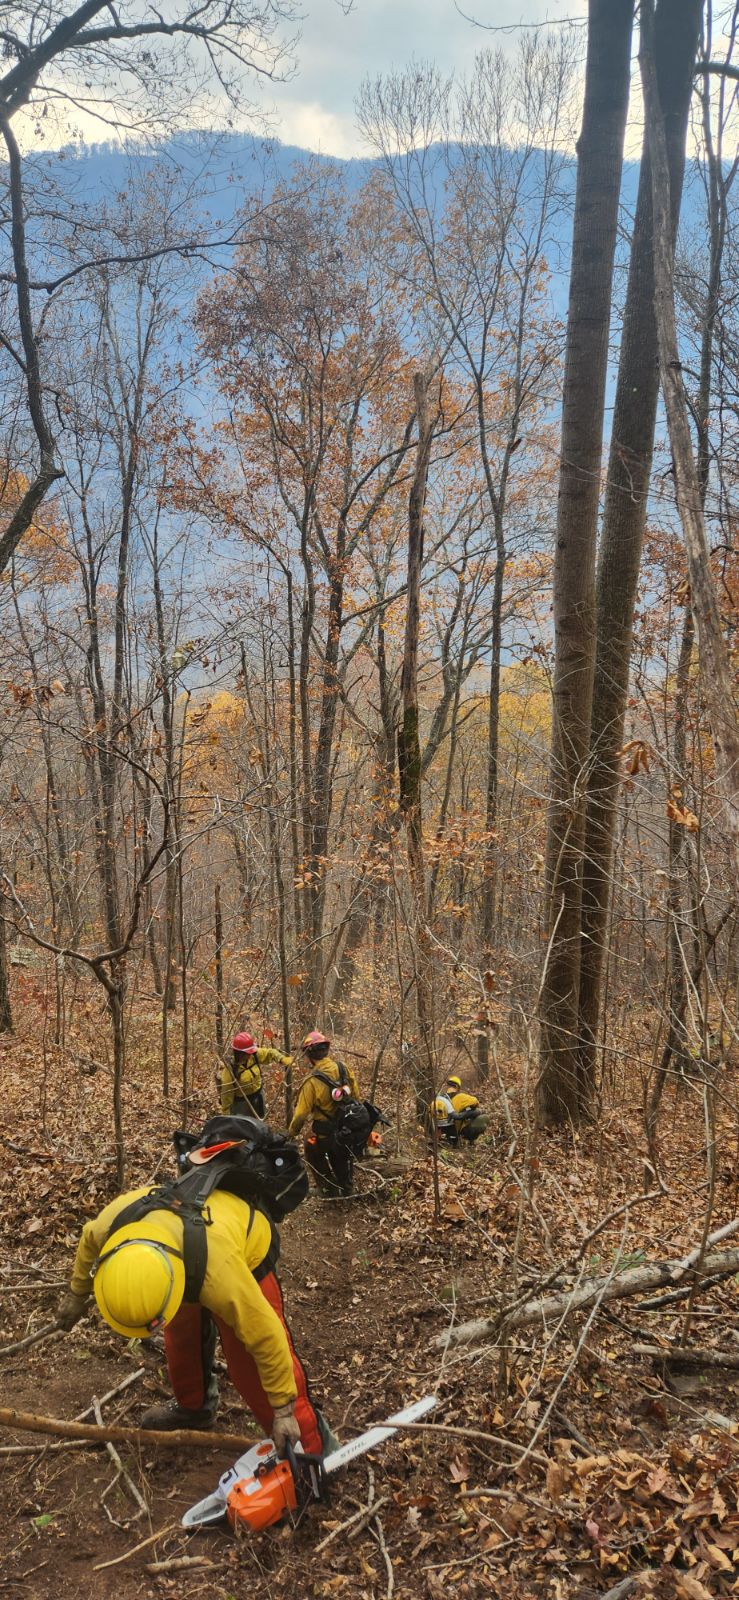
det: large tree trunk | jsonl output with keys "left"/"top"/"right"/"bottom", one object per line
{"left": 578, "top": 0, "right": 701, "bottom": 1088}
{"left": 398, "top": 372, "right": 436, "bottom": 1116}
{"left": 641, "top": 0, "right": 739, "bottom": 899}
{"left": 537, "top": 0, "right": 634, "bottom": 1122}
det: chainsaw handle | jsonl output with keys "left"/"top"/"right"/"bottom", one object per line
{"left": 286, "top": 1440, "right": 328, "bottom": 1506}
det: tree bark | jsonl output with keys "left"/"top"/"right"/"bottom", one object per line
{"left": 477, "top": 528, "right": 505, "bottom": 1081}
{"left": 398, "top": 372, "right": 437, "bottom": 1116}
{"left": 641, "top": 0, "right": 739, "bottom": 899}
{"left": 0, "top": 1408, "right": 276, "bottom": 1453}
{"left": 578, "top": 0, "right": 702, "bottom": 1088}
{"left": 0, "top": 866, "right": 13, "bottom": 1034}
{"left": 538, "top": 0, "right": 634, "bottom": 1122}
{"left": 214, "top": 882, "right": 224, "bottom": 1056}
{"left": 305, "top": 520, "right": 347, "bottom": 1006}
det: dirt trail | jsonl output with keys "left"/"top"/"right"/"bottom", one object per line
{"left": 0, "top": 1174, "right": 458, "bottom": 1600}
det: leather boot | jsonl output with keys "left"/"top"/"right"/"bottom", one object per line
{"left": 141, "top": 1374, "right": 219, "bottom": 1431}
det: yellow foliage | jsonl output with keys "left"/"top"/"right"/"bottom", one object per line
{"left": 497, "top": 663, "right": 551, "bottom": 751}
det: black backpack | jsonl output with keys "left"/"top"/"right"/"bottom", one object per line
{"left": 103, "top": 1116, "right": 308, "bottom": 1303}
{"left": 174, "top": 1115, "right": 309, "bottom": 1220}
{"left": 312, "top": 1064, "right": 384, "bottom": 1157}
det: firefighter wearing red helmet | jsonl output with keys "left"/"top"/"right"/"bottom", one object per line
{"left": 220, "top": 1030, "right": 292, "bottom": 1119}
{"left": 288, "top": 1031, "right": 363, "bottom": 1195}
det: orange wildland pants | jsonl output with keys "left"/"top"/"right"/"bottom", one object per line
{"left": 163, "top": 1271, "right": 322, "bottom": 1454}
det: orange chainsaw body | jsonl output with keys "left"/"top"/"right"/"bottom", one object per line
{"left": 226, "top": 1457, "right": 298, "bottom": 1532}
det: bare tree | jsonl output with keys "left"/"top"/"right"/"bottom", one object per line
{"left": 359, "top": 36, "right": 572, "bottom": 1075}
{"left": 537, "top": 0, "right": 634, "bottom": 1123}
{"left": 641, "top": 2, "right": 739, "bottom": 897}
{"left": 399, "top": 372, "right": 437, "bottom": 1114}
{"left": 577, "top": 0, "right": 702, "bottom": 1089}
{"left": 0, "top": 0, "right": 298, "bottom": 576}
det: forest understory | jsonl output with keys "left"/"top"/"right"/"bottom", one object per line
{"left": 2, "top": 1005, "right": 739, "bottom": 1600}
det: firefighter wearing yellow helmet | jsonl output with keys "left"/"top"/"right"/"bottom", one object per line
{"left": 93, "top": 1217, "right": 186, "bottom": 1336}
{"left": 57, "top": 1185, "right": 329, "bottom": 1455}
{"left": 432, "top": 1075, "right": 489, "bottom": 1145}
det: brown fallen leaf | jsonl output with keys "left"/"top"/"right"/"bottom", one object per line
{"left": 575, "top": 1454, "right": 611, "bottom": 1477}
{"left": 546, "top": 1460, "right": 566, "bottom": 1502}
{"left": 704, "top": 1542, "right": 733, "bottom": 1572}
{"left": 449, "top": 1450, "right": 471, "bottom": 1483}
{"left": 676, "top": 1577, "right": 714, "bottom": 1600}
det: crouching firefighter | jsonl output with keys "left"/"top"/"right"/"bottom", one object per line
{"left": 57, "top": 1116, "right": 335, "bottom": 1457}
{"left": 220, "top": 1031, "right": 293, "bottom": 1119}
{"left": 288, "top": 1030, "right": 385, "bottom": 1197}
{"left": 433, "top": 1076, "right": 489, "bottom": 1145}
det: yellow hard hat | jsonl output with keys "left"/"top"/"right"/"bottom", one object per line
{"left": 446, "top": 1076, "right": 462, "bottom": 1090}
{"left": 92, "top": 1220, "right": 186, "bottom": 1338}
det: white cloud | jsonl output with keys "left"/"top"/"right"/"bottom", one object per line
{"left": 276, "top": 100, "right": 359, "bottom": 159}
{"left": 262, "top": 0, "right": 589, "bottom": 159}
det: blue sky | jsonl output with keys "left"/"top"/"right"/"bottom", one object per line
{"left": 260, "top": 0, "right": 588, "bottom": 156}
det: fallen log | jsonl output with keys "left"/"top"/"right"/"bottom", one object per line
{"left": 634, "top": 1269, "right": 736, "bottom": 1311}
{"left": 145, "top": 1557, "right": 218, "bottom": 1574}
{"left": 634, "top": 1343, "right": 739, "bottom": 1370}
{"left": 433, "top": 1227, "right": 739, "bottom": 1349}
{"left": 0, "top": 1321, "right": 63, "bottom": 1357}
{"left": 0, "top": 1406, "right": 263, "bottom": 1453}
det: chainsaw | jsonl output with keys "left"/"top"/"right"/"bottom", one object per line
{"left": 182, "top": 1393, "right": 438, "bottom": 1533}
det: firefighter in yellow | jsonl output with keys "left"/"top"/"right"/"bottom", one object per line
{"left": 220, "top": 1031, "right": 292, "bottom": 1119}
{"left": 55, "top": 1185, "right": 329, "bottom": 1453}
{"left": 432, "top": 1076, "right": 489, "bottom": 1145}
{"left": 288, "top": 1031, "right": 363, "bottom": 1194}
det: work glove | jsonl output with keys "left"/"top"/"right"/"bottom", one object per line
{"left": 272, "top": 1402, "right": 301, "bottom": 1457}
{"left": 57, "top": 1289, "right": 90, "bottom": 1331}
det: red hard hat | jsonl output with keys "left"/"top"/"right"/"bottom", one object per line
{"left": 232, "top": 1032, "right": 256, "bottom": 1053}
{"left": 302, "top": 1029, "right": 330, "bottom": 1051}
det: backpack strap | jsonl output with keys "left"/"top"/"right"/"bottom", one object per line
{"left": 311, "top": 1068, "right": 339, "bottom": 1092}
{"left": 180, "top": 1211, "right": 208, "bottom": 1302}
{"left": 312, "top": 1063, "right": 351, "bottom": 1094}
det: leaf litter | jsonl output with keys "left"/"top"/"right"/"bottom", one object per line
{"left": 1, "top": 1030, "right": 739, "bottom": 1597}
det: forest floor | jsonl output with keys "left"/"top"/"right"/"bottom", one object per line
{"left": 2, "top": 1029, "right": 739, "bottom": 1599}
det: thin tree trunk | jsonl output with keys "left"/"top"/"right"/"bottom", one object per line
{"left": 537, "top": 0, "right": 634, "bottom": 1123}
{"left": 477, "top": 528, "right": 505, "bottom": 1081}
{"left": 151, "top": 530, "right": 178, "bottom": 1013}
{"left": 0, "top": 114, "right": 62, "bottom": 576}
{"left": 263, "top": 718, "right": 293, "bottom": 1123}
{"left": 641, "top": 0, "right": 739, "bottom": 897}
{"left": 305, "top": 521, "right": 347, "bottom": 1007}
{"left": 110, "top": 980, "right": 126, "bottom": 1188}
{"left": 662, "top": 605, "right": 696, "bottom": 1081}
{"left": 647, "top": 900, "right": 734, "bottom": 1154}
{"left": 398, "top": 372, "right": 437, "bottom": 1117}
{"left": 285, "top": 571, "right": 302, "bottom": 942}
{"left": 0, "top": 863, "right": 13, "bottom": 1034}
{"left": 427, "top": 661, "right": 465, "bottom": 919}
{"left": 214, "top": 881, "right": 224, "bottom": 1056}
{"left": 578, "top": 0, "right": 701, "bottom": 1088}
{"left": 329, "top": 614, "right": 399, "bottom": 1013}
